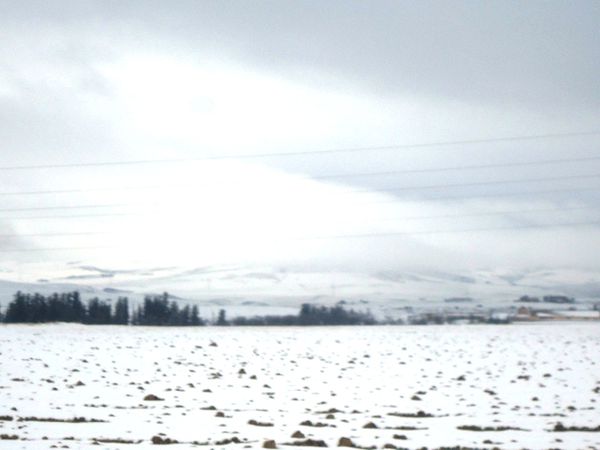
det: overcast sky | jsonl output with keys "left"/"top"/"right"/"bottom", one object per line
{"left": 0, "top": 1, "right": 599, "bottom": 292}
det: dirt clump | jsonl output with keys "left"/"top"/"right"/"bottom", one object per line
{"left": 337, "top": 437, "right": 355, "bottom": 447}
{"left": 151, "top": 435, "right": 178, "bottom": 444}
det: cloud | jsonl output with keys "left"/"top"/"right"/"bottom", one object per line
{"left": 0, "top": 1, "right": 599, "bottom": 296}
{"left": 4, "top": 1, "right": 598, "bottom": 109}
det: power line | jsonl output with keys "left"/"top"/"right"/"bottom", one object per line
{"left": 314, "top": 155, "right": 600, "bottom": 180}
{"left": 0, "top": 206, "right": 594, "bottom": 237}
{"left": 302, "top": 220, "right": 600, "bottom": 240}
{"left": 0, "top": 130, "right": 598, "bottom": 171}
{"left": 0, "top": 207, "right": 591, "bottom": 244}
{"left": 0, "top": 184, "right": 598, "bottom": 216}
{"left": 0, "top": 186, "right": 166, "bottom": 197}
{"left": 2, "top": 154, "right": 600, "bottom": 197}
{"left": 0, "top": 245, "right": 115, "bottom": 253}
{"left": 0, "top": 203, "right": 128, "bottom": 213}
{"left": 370, "top": 173, "right": 600, "bottom": 194}
{"left": 0, "top": 231, "right": 110, "bottom": 239}
{"left": 1, "top": 171, "right": 600, "bottom": 199}
{"left": 0, "top": 212, "right": 140, "bottom": 221}
{"left": 395, "top": 186, "right": 600, "bottom": 203}
{"left": 378, "top": 205, "right": 594, "bottom": 222}
{"left": 292, "top": 173, "right": 600, "bottom": 199}
{"left": 2, "top": 219, "right": 599, "bottom": 253}
{"left": 2, "top": 205, "right": 594, "bottom": 226}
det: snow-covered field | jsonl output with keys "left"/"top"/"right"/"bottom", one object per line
{"left": 0, "top": 323, "right": 599, "bottom": 450}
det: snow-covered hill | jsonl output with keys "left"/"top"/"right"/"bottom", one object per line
{"left": 1, "top": 264, "right": 598, "bottom": 320}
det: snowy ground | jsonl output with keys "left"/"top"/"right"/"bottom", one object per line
{"left": 0, "top": 323, "right": 599, "bottom": 450}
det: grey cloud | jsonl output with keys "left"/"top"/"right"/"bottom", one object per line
{"left": 3, "top": 1, "right": 598, "bottom": 110}
{"left": 0, "top": 1, "right": 599, "bottom": 287}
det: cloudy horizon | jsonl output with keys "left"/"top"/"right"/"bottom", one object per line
{"left": 1, "top": 1, "right": 600, "bottom": 301}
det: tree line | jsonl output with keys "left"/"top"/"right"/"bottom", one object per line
{"left": 2, "top": 291, "right": 129, "bottom": 325}
{"left": 221, "top": 303, "right": 376, "bottom": 326}
{"left": 131, "top": 293, "right": 204, "bottom": 326}
{"left": 0, "top": 291, "right": 376, "bottom": 326}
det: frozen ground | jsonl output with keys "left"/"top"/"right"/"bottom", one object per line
{"left": 0, "top": 323, "right": 599, "bottom": 450}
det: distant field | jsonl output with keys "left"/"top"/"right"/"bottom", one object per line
{"left": 0, "top": 323, "right": 599, "bottom": 449}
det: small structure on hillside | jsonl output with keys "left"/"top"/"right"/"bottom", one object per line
{"left": 514, "top": 306, "right": 536, "bottom": 321}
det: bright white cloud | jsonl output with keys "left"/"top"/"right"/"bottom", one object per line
{"left": 0, "top": 2, "right": 599, "bottom": 301}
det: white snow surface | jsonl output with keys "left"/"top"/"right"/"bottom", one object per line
{"left": 0, "top": 323, "right": 599, "bottom": 449}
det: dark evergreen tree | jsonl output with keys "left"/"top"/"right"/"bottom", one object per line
{"left": 179, "top": 305, "right": 191, "bottom": 326}
{"left": 47, "top": 293, "right": 61, "bottom": 321}
{"left": 131, "top": 305, "right": 143, "bottom": 325}
{"left": 29, "top": 293, "right": 47, "bottom": 322}
{"left": 216, "top": 309, "right": 228, "bottom": 326}
{"left": 190, "top": 305, "right": 202, "bottom": 326}
{"left": 4, "top": 291, "right": 27, "bottom": 323}
{"left": 85, "top": 298, "right": 112, "bottom": 324}
{"left": 140, "top": 294, "right": 170, "bottom": 325}
{"left": 65, "top": 291, "right": 85, "bottom": 322}
{"left": 167, "top": 301, "right": 180, "bottom": 325}
{"left": 113, "top": 297, "right": 129, "bottom": 325}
